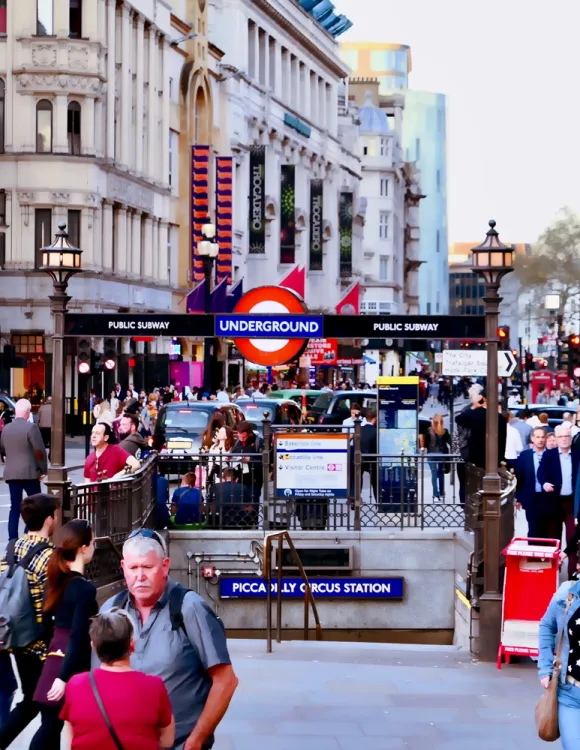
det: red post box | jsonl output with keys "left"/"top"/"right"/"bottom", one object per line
{"left": 497, "top": 537, "right": 560, "bottom": 670}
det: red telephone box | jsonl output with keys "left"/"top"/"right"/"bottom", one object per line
{"left": 497, "top": 538, "right": 560, "bottom": 669}
{"left": 530, "top": 371, "right": 553, "bottom": 404}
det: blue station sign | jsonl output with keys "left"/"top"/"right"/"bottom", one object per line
{"left": 219, "top": 577, "right": 404, "bottom": 600}
{"left": 215, "top": 314, "right": 323, "bottom": 338}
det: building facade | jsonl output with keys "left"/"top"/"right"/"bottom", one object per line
{"left": 0, "top": 0, "right": 186, "bottom": 395}
{"left": 207, "top": 0, "right": 359, "bottom": 312}
{"left": 339, "top": 41, "right": 449, "bottom": 316}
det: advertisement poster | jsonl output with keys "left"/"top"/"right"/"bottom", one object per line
{"left": 275, "top": 433, "right": 348, "bottom": 498}
{"left": 215, "top": 156, "right": 233, "bottom": 283}
{"left": 248, "top": 146, "right": 265, "bottom": 253}
{"left": 309, "top": 179, "right": 324, "bottom": 270}
{"left": 304, "top": 338, "right": 338, "bottom": 366}
{"left": 280, "top": 165, "right": 296, "bottom": 264}
{"left": 339, "top": 192, "right": 353, "bottom": 276}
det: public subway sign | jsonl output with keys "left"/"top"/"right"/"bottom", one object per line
{"left": 64, "top": 314, "right": 215, "bottom": 338}
{"left": 323, "top": 315, "right": 486, "bottom": 340}
{"left": 219, "top": 577, "right": 405, "bottom": 600}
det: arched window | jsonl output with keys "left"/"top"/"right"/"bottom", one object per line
{"left": 37, "top": 0, "right": 53, "bottom": 35}
{"left": 67, "top": 101, "right": 81, "bottom": 154}
{"left": 0, "top": 80, "right": 5, "bottom": 154}
{"left": 36, "top": 99, "right": 53, "bottom": 153}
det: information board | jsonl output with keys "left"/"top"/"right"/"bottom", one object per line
{"left": 275, "top": 433, "right": 348, "bottom": 498}
{"left": 377, "top": 376, "right": 420, "bottom": 455}
{"left": 219, "top": 576, "right": 404, "bottom": 599}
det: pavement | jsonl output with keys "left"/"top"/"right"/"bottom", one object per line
{"left": 8, "top": 640, "right": 546, "bottom": 749}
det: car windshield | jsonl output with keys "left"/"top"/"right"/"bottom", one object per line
{"left": 288, "top": 394, "right": 319, "bottom": 408}
{"left": 158, "top": 408, "right": 211, "bottom": 433}
{"left": 239, "top": 403, "right": 277, "bottom": 423}
{"left": 311, "top": 394, "right": 332, "bottom": 411}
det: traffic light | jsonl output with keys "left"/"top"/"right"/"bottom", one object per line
{"left": 525, "top": 352, "right": 535, "bottom": 372}
{"left": 77, "top": 339, "right": 91, "bottom": 374}
{"left": 103, "top": 338, "right": 117, "bottom": 371}
{"left": 568, "top": 336, "right": 580, "bottom": 378}
{"left": 497, "top": 326, "right": 510, "bottom": 348}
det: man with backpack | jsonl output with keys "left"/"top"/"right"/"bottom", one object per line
{"left": 0, "top": 493, "right": 59, "bottom": 747}
{"left": 97, "top": 529, "right": 238, "bottom": 750}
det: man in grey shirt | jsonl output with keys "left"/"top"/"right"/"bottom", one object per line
{"left": 98, "top": 530, "right": 238, "bottom": 749}
{"left": 0, "top": 398, "right": 47, "bottom": 540}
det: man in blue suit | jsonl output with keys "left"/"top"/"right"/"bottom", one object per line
{"left": 538, "top": 423, "right": 580, "bottom": 578}
{"left": 515, "top": 426, "right": 549, "bottom": 540}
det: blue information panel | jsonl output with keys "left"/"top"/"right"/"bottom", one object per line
{"left": 219, "top": 577, "right": 404, "bottom": 600}
{"left": 215, "top": 315, "right": 323, "bottom": 338}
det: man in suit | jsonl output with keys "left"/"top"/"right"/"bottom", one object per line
{"left": 361, "top": 410, "right": 378, "bottom": 501}
{"left": 538, "top": 422, "right": 580, "bottom": 578}
{"left": 0, "top": 399, "right": 48, "bottom": 540}
{"left": 515, "top": 426, "right": 548, "bottom": 539}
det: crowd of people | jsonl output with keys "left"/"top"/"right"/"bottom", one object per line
{"left": 0, "top": 495, "right": 238, "bottom": 750}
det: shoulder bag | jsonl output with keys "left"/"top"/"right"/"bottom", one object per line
{"left": 535, "top": 592, "right": 574, "bottom": 741}
{"left": 89, "top": 672, "right": 124, "bottom": 750}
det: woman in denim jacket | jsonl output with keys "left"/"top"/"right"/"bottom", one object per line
{"left": 539, "top": 567, "right": 580, "bottom": 748}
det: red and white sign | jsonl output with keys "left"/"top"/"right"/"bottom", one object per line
{"left": 232, "top": 286, "right": 309, "bottom": 367}
{"left": 304, "top": 338, "right": 338, "bottom": 366}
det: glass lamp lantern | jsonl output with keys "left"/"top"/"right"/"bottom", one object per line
{"left": 471, "top": 220, "right": 514, "bottom": 284}
{"left": 39, "top": 223, "right": 82, "bottom": 285}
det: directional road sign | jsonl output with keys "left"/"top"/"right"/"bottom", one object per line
{"left": 442, "top": 349, "right": 517, "bottom": 378}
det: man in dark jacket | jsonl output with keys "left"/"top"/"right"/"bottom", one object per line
{"left": 361, "top": 410, "right": 378, "bottom": 501}
{"left": 231, "top": 421, "right": 263, "bottom": 503}
{"left": 118, "top": 413, "right": 147, "bottom": 459}
{"left": 455, "top": 388, "right": 507, "bottom": 471}
{"left": 209, "top": 468, "right": 255, "bottom": 528}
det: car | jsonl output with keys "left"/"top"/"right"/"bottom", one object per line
{"left": 152, "top": 401, "right": 245, "bottom": 459}
{"left": 315, "top": 391, "right": 379, "bottom": 426}
{"left": 236, "top": 398, "right": 303, "bottom": 436}
{"left": 511, "top": 404, "right": 569, "bottom": 430}
{"left": 0, "top": 393, "right": 16, "bottom": 419}
{"left": 269, "top": 389, "right": 324, "bottom": 423}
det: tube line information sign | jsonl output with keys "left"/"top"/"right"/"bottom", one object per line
{"left": 65, "top": 313, "right": 486, "bottom": 340}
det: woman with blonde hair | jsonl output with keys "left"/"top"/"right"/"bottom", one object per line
{"left": 420, "top": 414, "right": 451, "bottom": 502}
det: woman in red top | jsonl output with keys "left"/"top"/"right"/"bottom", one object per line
{"left": 60, "top": 609, "right": 174, "bottom": 750}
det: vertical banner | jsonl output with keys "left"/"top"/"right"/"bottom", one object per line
{"left": 280, "top": 165, "right": 296, "bottom": 264}
{"left": 191, "top": 145, "right": 210, "bottom": 282}
{"left": 248, "top": 146, "right": 266, "bottom": 253}
{"left": 216, "top": 156, "right": 233, "bottom": 284}
{"left": 339, "top": 192, "right": 353, "bottom": 277}
{"left": 309, "top": 179, "right": 323, "bottom": 271}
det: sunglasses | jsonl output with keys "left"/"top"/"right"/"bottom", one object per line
{"left": 127, "top": 528, "right": 166, "bottom": 553}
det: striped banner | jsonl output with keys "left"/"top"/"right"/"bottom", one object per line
{"left": 191, "top": 145, "right": 210, "bottom": 282}
{"left": 215, "top": 156, "right": 233, "bottom": 284}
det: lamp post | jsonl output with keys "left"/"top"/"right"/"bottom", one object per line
{"left": 197, "top": 218, "right": 219, "bottom": 395}
{"left": 545, "top": 293, "right": 563, "bottom": 371}
{"left": 471, "top": 219, "right": 514, "bottom": 662}
{"left": 39, "top": 223, "right": 82, "bottom": 519}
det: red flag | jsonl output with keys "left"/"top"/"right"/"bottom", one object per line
{"left": 279, "top": 266, "right": 305, "bottom": 300}
{"left": 336, "top": 282, "right": 360, "bottom": 315}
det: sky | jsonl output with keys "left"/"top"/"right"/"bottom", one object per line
{"left": 336, "top": 0, "right": 580, "bottom": 245}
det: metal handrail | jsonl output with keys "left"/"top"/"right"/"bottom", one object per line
{"left": 263, "top": 530, "right": 323, "bottom": 653}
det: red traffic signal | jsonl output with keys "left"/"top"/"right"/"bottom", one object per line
{"left": 571, "top": 335, "right": 580, "bottom": 346}
{"left": 497, "top": 326, "right": 509, "bottom": 340}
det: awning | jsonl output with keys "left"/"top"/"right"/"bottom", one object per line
{"left": 363, "top": 354, "right": 377, "bottom": 365}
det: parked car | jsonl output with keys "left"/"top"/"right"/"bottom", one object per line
{"left": 511, "top": 405, "right": 568, "bottom": 430}
{"left": 237, "top": 398, "right": 303, "bottom": 436}
{"left": 152, "top": 401, "right": 245, "bottom": 460}
{"left": 0, "top": 394, "right": 16, "bottom": 419}
{"left": 314, "top": 391, "right": 379, "bottom": 425}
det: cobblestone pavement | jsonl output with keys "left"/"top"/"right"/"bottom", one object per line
{"left": 9, "top": 640, "right": 545, "bottom": 749}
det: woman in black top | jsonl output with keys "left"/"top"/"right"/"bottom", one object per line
{"left": 30, "top": 519, "right": 97, "bottom": 750}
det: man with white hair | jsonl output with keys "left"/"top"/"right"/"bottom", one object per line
{"left": 97, "top": 530, "right": 238, "bottom": 750}
{"left": 0, "top": 399, "right": 47, "bottom": 540}
{"left": 563, "top": 411, "right": 579, "bottom": 438}
{"left": 538, "top": 422, "right": 580, "bottom": 577}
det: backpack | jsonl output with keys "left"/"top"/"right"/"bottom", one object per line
{"left": 0, "top": 540, "right": 50, "bottom": 651}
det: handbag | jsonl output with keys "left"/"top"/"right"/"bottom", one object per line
{"left": 535, "top": 592, "right": 574, "bottom": 741}
{"left": 89, "top": 672, "right": 125, "bottom": 750}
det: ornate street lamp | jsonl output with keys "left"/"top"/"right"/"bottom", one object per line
{"left": 471, "top": 219, "right": 514, "bottom": 661}
{"left": 197, "top": 218, "right": 219, "bottom": 395}
{"left": 39, "top": 222, "right": 82, "bottom": 518}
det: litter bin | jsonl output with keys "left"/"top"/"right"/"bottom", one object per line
{"left": 497, "top": 537, "right": 560, "bottom": 670}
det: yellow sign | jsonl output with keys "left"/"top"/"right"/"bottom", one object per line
{"left": 376, "top": 376, "right": 420, "bottom": 386}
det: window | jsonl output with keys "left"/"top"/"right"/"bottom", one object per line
{"left": 248, "top": 21, "right": 256, "bottom": 79}
{"left": 380, "top": 138, "right": 389, "bottom": 157}
{"left": 415, "top": 137, "right": 421, "bottom": 161}
{"left": 436, "top": 168, "right": 441, "bottom": 192}
{"left": 36, "top": 100, "right": 53, "bottom": 152}
{"left": 0, "top": 0, "right": 5, "bottom": 34}
{"left": 436, "top": 291, "right": 440, "bottom": 314}
{"left": 269, "top": 37, "right": 276, "bottom": 91}
{"left": 379, "top": 211, "right": 389, "bottom": 240}
{"left": 0, "top": 190, "right": 5, "bottom": 224}
{"left": 380, "top": 177, "right": 389, "bottom": 196}
{"left": 12, "top": 335, "right": 44, "bottom": 355}
{"left": 0, "top": 79, "right": 4, "bottom": 154}
{"left": 67, "top": 209, "right": 81, "bottom": 248}
{"left": 35, "top": 209, "right": 52, "bottom": 266}
{"left": 168, "top": 130, "right": 177, "bottom": 187}
{"left": 67, "top": 101, "right": 81, "bottom": 154}
{"left": 69, "top": 0, "right": 82, "bottom": 38}
{"left": 426, "top": 302, "right": 431, "bottom": 315}
{"left": 436, "top": 229, "right": 440, "bottom": 253}
{"left": 379, "top": 256, "right": 389, "bottom": 281}
{"left": 37, "top": 0, "right": 53, "bottom": 35}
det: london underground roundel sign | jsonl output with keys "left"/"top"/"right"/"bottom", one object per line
{"left": 232, "top": 286, "right": 310, "bottom": 366}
